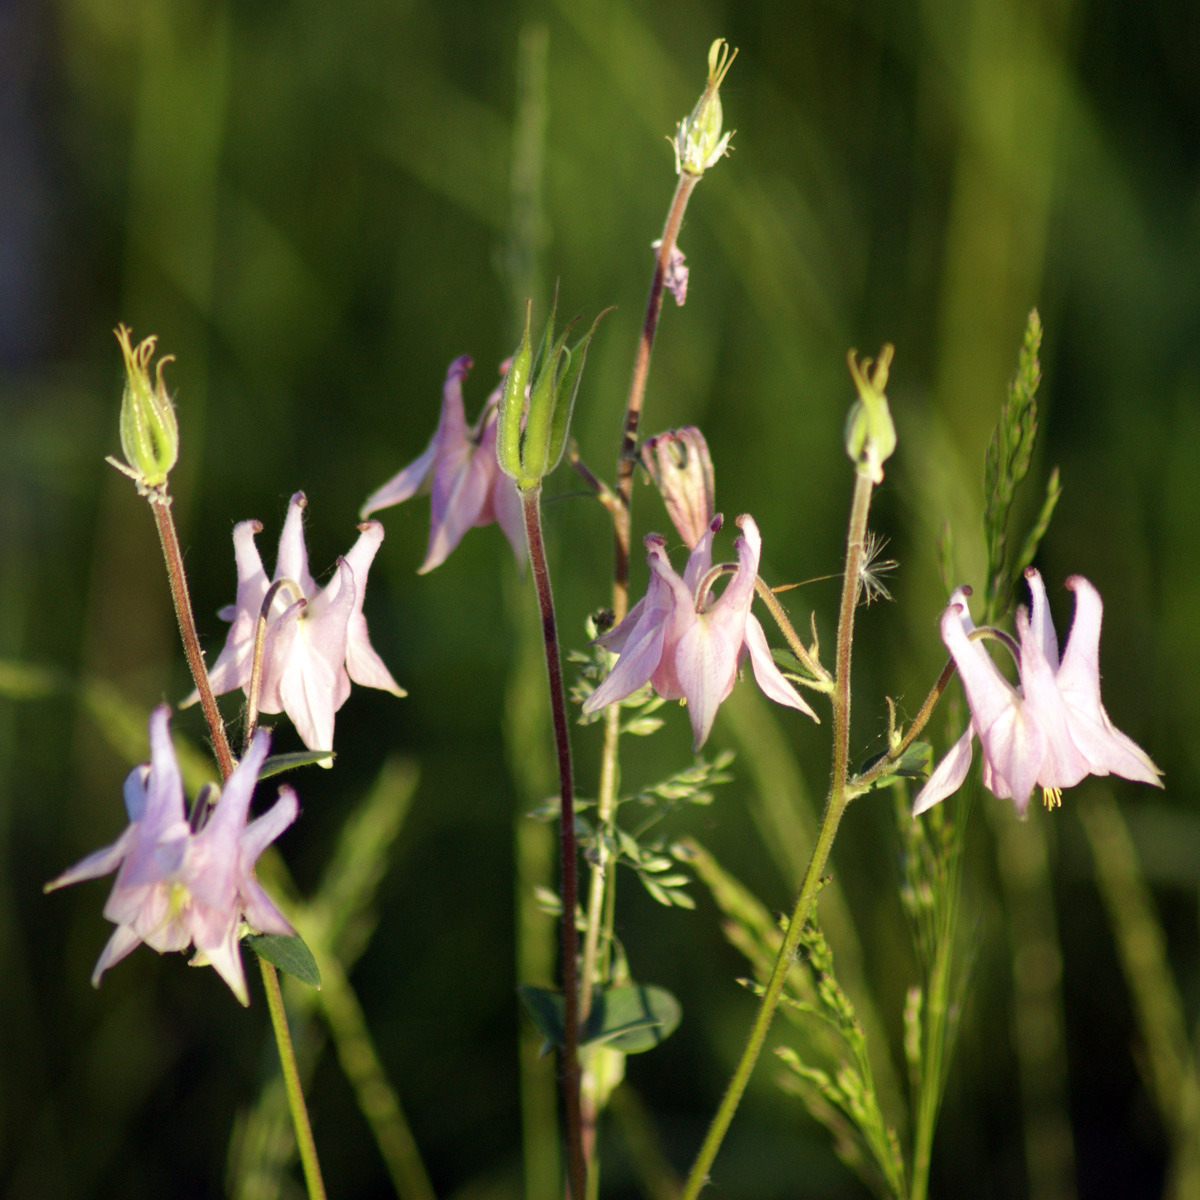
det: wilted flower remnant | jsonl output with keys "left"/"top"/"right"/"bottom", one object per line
{"left": 362, "top": 356, "right": 525, "bottom": 573}
{"left": 582, "top": 514, "right": 817, "bottom": 749}
{"left": 45, "top": 707, "right": 297, "bottom": 1005}
{"left": 641, "top": 427, "right": 714, "bottom": 550}
{"left": 190, "top": 492, "right": 404, "bottom": 756}
{"left": 914, "top": 569, "right": 1162, "bottom": 816}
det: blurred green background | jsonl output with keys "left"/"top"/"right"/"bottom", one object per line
{"left": 3, "top": 0, "right": 1199, "bottom": 1196}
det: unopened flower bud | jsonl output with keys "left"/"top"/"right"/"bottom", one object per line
{"left": 641, "top": 427, "right": 715, "bottom": 549}
{"left": 844, "top": 345, "right": 897, "bottom": 483}
{"left": 673, "top": 38, "right": 737, "bottom": 177}
{"left": 108, "top": 325, "right": 179, "bottom": 495}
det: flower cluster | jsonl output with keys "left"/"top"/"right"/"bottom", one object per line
{"left": 191, "top": 492, "right": 404, "bottom": 756}
{"left": 914, "top": 569, "right": 1162, "bottom": 816}
{"left": 583, "top": 514, "right": 817, "bottom": 749}
{"left": 45, "top": 708, "right": 296, "bottom": 1005}
{"left": 362, "top": 355, "right": 525, "bottom": 573}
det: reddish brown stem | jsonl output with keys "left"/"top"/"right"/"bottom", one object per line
{"left": 151, "top": 496, "right": 235, "bottom": 781}
{"left": 521, "top": 486, "right": 586, "bottom": 1200}
{"left": 611, "top": 170, "right": 699, "bottom": 622}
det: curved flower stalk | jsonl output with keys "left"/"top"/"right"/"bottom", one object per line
{"left": 362, "top": 355, "right": 525, "bottom": 573}
{"left": 189, "top": 492, "right": 404, "bottom": 757}
{"left": 914, "top": 569, "right": 1162, "bottom": 816}
{"left": 45, "top": 707, "right": 297, "bottom": 1005}
{"left": 582, "top": 514, "right": 817, "bottom": 748}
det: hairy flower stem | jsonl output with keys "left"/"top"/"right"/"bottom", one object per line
{"left": 150, "top": 495, "right": 235, "bottom": 780}
{"left": 150, "top": 490, "right": 326, "bottom": 1200}
{"left": 521, "top": 487, "right": 586, "bottom": 1200}
{"left": 680, "top": 472, "right": 876, "bottom": 1200}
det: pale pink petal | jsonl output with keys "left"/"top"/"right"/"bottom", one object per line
{"left": 1024, "top": 569, "right": 1060, "bottom": 669}
{"left": 361, "top": 438, "right": 439, "bottom": 518}
{"left": 1056, "top": 576, "right": 1162, "bottom": 785}
{"left": 682, "top": 515, "right": 721, "bottom": 595}
{"left": 913, "top": 725, "right": 976, "bottom": 815}
{"left": 583, "top": 608, "right": 668, "bottom": 714}
{"left": 480, "top": 416, "right": 527, "bottom": 570}
{"left": 243, "top": 788, "right": 298, "bottom": 861}
{"left": 940, "top": 600, "right": 1020, "bottom": 747}
{"left": 1017, "top": 607, "right": 1091, "bottom": 790}
{"left": 44, "top": 826, "right": 137, "bottom": 892}
{"left": 709, "top": 515, "right": 760, "bottom": 618}
{"left": 421, "top": 444, "right": 494, "bottom": 574}
{"left": 595, "top": 595, "right": 647, "bottom": 655}
{"left": 340, "top": 522, "right": 405, "bottom": 696}
{"left": 254, "top": 599, "right": 304, "bottom": 714}
{"left": 240, "top": 880, "right": 296, "bottom": 938}
{"left": 194, "top": 918, "right": 249, "bottom": 1006}
{"left": 275, "top": 493, "right": 317, "bottom": 596}
{"left": 647, "top": 539, "right": 699, "bottom": 700}
{"left": 986, "top": 709, "right": 1047, "bottom": 816}
{"left": 742, "top": 615, "right": 818, "bottom": 721}
{"left": 91, "top": 924, "right": 144, "bottom": 986}
{"left": 674, "top": 616, "right": 739, "bottom": 749}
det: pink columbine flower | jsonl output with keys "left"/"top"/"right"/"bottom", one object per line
{"left": 45, "top": 707, "right": 298, "bottom": 1005}
{"left": 191, "top": 492, "right": 404, "bottom": 757}
{"left": 582, "top": 514, "right": 817, "bottom": 749}
{"left": 913, "top": 569, "right": 1162, "bottom": 816}
{"left": 361, "top": 355, "right": 525, "bottom": 574}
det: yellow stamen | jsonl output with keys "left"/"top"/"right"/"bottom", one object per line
{"left": 1042, "top": 787, "right": 1062, "bottom": 810}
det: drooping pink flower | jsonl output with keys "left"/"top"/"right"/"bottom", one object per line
{"left": 913, "top": 570, "right": 1162, "bottom": 816}
{"left": 362, "top": 355, "right": 526, "bottom": 573}
{"left": 45, "top": 707, "right": 298, "bottom": 1005}
{"left": 582, "top": 514, "right": 817, "bottom": 749}
{"left": 191, "top": 492, "right": 404, "bottom": 756}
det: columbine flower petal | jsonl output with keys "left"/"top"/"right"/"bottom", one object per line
{"left": 363, "top": 356, "right": 526, "bottom": 573}
{"left": 194, "top": 494, "right": 401, "bottom": 755}
{"left": 582, "top": 514, "right": 818, "bottom": 748}
{"left": 44, "top": 709, "right": 298, "bottom": 1003}
{"left": 914, "top": 571, "right": 1162, "bottom": 817}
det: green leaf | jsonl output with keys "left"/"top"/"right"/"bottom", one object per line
{"left": 517, "top": 984, "right": 565, "bottom": 1050}
{"left": 858, "top": 741, "right": 933, "bottom": 791}
{"left": 246, "top": 932, "right": 321, "bottom": 988}
{"left": 585, "top": 983, "right": 681, "bottom": 1053}
{"left": 517, "top": 982, "right": 682, "bottom": 1054}
{"left": 259, "top": 749, "right": 335, "bottom": 778}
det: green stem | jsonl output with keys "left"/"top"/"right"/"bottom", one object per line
{"left": 261, "top": 956, "right": 328, "bottom": 1200}
{"left": 909, "top": 897, "right": 956, "bottom": 1200}
{"left": 521, "top": 487, "right": 586, "bottom": 1200}
{"left": 680, "top": 471, "right": 875, "bottom": 1199}
{"left": 150, "top": 490, "right": 326, "bottom": 1200}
